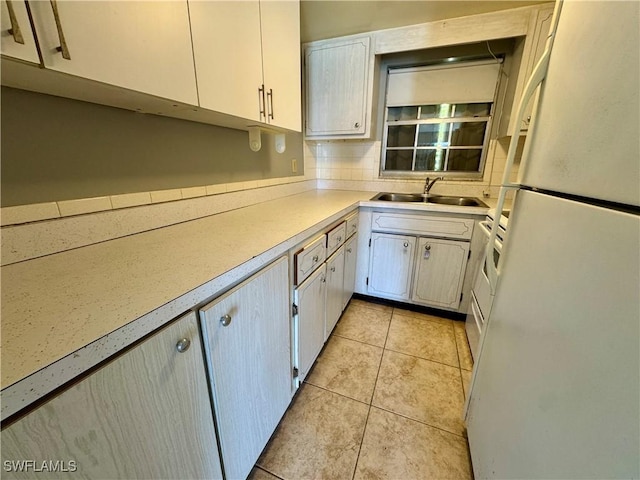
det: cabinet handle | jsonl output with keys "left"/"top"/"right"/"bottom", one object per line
{"left": 312, "top": 255, "right": 319, "bottom": 263}
{"left": 5, "top": 1, "right": 25, "bottom": 44}
{"left": 321, "top": 275, "right": 326, "bottom": 283}
{"left": 267, "top": 88, "right": 274, "bottom": 120}
{"left": 337, "top": 236, "right": 342, "bottom": 242}
{"left": 354, "top": 122, "right": 360, "bottom": 128}
{"left": 220, "top": 314, "right": 232, "bottom": 327}
{"left": 176, "top": 338, "right": 191, "bottom": 353}
{"left": 50, "top": 0, "right": 71, "bottom": 60}
{"left": 347, "top": 248, "right": 352, "bottom": 253}
{"left": 330, "top": 266, "right": 336, "bottom": 272}
{"left": 258, "top": 85, "right": 266, "bottom": 120}
{"left": 403, "top": 242, "right": 409, "bottom": 248}
{"left": 425, "top": 244, "right": 431, "bottom": 251}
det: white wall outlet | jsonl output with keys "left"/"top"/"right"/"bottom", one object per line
{"left": 291, "top": 159, "right": 298, "bottom": 173}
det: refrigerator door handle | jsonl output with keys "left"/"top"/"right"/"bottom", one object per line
{"left": 486, "top": 0, "right": 564, "bottom": 294}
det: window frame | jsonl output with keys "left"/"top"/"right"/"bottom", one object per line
{"left": 379, "top": 62, "right": 500, "bottom": 180}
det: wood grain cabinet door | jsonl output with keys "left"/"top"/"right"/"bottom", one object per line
{"left": 200, "top": 256, "right": 292, "bottom": 480}
{"left": 1, "top": 311, "right": 223, "bottom": 480}
{"left": 368, "top": 232, "right": 416, "bottom": 301}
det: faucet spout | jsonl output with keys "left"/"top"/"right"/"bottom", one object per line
{"left": 424, "top": 176, "right": 444, "bottom": 194}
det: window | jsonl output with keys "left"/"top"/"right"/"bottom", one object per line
{"left": 381, "top": 61, "right": 501, "bottom": 178}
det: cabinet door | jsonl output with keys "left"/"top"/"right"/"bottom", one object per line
{"left": 325, "top": 246, "right": 345, "bottom": 340}
{"left": 1, "top": 312, "right": 222, "bottom": 480}
{"left": 200, "top": 257, "right": 291, "bottom": 480}
{"left": 1, "top": 0, "right": 39, "bottom": 63}
{"left": 412, "top": 237, "right": 470, "bottom": 310}
{"left": 189, "top": 0, "right": 264, "bottom": 122}
{"left": 521, "top": 5, "right": 554, "bottom": 131}
{"left": 342, "top": 233, "right": 358, "bottom": 310}
{"left": 294, "top": 263, "right": 327, "bottom": 383}
{"left": 261, "top": 0, "right": 302, "bottom": 131}
{"left": 368, "top": 232, "right": 416, "bottom": 301}
{"left": 305, "top": 36, "right": 371, "bottom": 137}
{"left": 29, "top": 1, "right": 198, "bottom": 104}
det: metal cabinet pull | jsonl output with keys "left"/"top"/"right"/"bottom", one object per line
{"left": 267, "top": 88, "right": 274, "bottom": 120}
{"left": 403, "top": 242, "right": 409, "bottom": 248}
{"left": 312, "top": 255, "right": 319, "bottom": 263}
{"left": 5, "top": 1, "right": 25, "bottom": 44}
{"left": 330, "top": 266, "right": 336, "bottom": 272}
{"left": 321, "top": 275, "right": 326, "bottom": 283}
{"left": 425, "top": 244, "right": 431, "bottom": 251}
{"left": 50, "top": 0, "right": 70, "bottom": 59}
{"left": 258, "top": 84, "right": 266, "bottom": 120}
{"left": 337, "top": 236, "right": 342, "bottom": 242}
{"left": 176, "top": 338, "right": 191, "bottom": 353}
{"left": 220, "top": 314, "right": 232, "bottom": 327}
{"left": 354, "top": 122, "right": 360, "bottom": 128}
{"left": 347, "top": 248, "right": 352, "bottom": 253}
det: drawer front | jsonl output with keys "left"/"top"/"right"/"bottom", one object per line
{"left": 326, "top": 222, "right": 347, "bottom": 257}
{"left": 345, "top": 212, "right": 359, "bottom": 238}
{"left": 371, "top": 212, "right": 474, "bottom": 240}
{"left": 295, "top": 235, "right": 327, "bottom": 285}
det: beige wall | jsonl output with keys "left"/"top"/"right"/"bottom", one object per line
{"left": 301, "top": 0, "right": 551, "bottom": 43}
{"left": 1, "top": 87, "right": 303, "bottom": 207}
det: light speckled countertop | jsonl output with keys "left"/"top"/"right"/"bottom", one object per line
{"left": 1, "top": 189, "right": 489, "bottom": 419}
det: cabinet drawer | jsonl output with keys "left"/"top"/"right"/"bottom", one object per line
{"left": 345, "top": 212, "right": 359, "bottom": 238}
{"left": 295, "top": 235, "right": 327, "bottom": 285}
{"left": 326, "top": 222, "right": 347, "bottom": 257}
{"left": 371, "top": 212, "right": 474, "bottom": 240}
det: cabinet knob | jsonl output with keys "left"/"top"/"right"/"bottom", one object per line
{"left": 331, "top": 266, "right": 336, "bottom": 272}
{"left": 403, "top": 242, "right": 409, "bottom": 248}
{"left": 312, "top": 255, "right": 319, "bottom": 263}
{"left": 347, "top": 248, "right": 352, "bottom": 253}
{"left": 425, "top": 244, "right": 431, "bottom": 251}
{"left": 337, "top": 236, "right": 342, "bottom": 242}
{"left": 176, "top": 338, "right": 191, "bottom": 353}
{"left": 321, "top": 275, "right": 326, "bottom": 283}
{"left": 354, "top": 122, "right": 360, "bottom": 128}
{"left": 220, "top": 314, "right": 232, "bottom": 327}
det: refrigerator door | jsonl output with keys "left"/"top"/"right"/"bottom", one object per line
{"left": 466, "top": 190, "right": 639, "bottom": 479}
{"left": 520, "top": 1, "right": 640, "bottom": 207}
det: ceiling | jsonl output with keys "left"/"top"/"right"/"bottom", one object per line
{"left": 300, "top": 0, "right": 552, "bottom": 43}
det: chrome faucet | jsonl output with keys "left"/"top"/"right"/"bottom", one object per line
{"left": 424, "top": 176, "right": 443, "bottom": 194}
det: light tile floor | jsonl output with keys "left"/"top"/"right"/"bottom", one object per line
{"left": 251, "top": 298, "right": 475, "bottom": 480}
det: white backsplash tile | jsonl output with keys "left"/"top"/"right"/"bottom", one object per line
{"left": 110, "top": 192, "right": 152, "bottom": 209}
{"left": 58, "top": 196, "right": 112, "bottom": 217}
{"left": 1, "top": 202, "right": 60, "bottom": 226}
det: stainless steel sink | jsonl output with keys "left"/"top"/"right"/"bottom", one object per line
{"left": 371, "top": 192, "right": 488, "bottom": 207}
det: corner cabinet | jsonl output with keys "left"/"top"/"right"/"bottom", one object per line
{"left": 189, "top": 0, "right": 301, "bottom": 131}
{"left": 1, "top": 311, "right": 223, "bottom": 480}
{"left": 28, "top": 1, "right": 198, "bottom": 105}
{"left": 199, "top": 256, "right": 292, "bottom": 480}
{"left": 0, "top": 0, "right": 39, "bottom": 63}
{"left": 304, "top": 35, "right": 375, "bottom": 139}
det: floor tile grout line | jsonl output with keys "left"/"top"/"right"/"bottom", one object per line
{"left": 370, "top": 404, "right": 469, "bottom": 439}
{"left": 253, "top": 465, "right": 286, "bottom": 480}
{"left": 331, "top": 332, "right": 385, "bottom": 350}
{"left": 383, "top": 346, "right": 461, "bottom": 370}
{"left": 351, "top": 318, "right": 390, "bottom": 480}
{"left": 301, "top": 381, "right": 372, "bottom": 408}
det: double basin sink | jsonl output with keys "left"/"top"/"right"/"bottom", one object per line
{"left": 371, "top": 192, "right": 488, "bottom": 207}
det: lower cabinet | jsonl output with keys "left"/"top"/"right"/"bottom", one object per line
{"left": 1, "top": 311, "right": 223, "bottom": 480}
{"left": 412, "top": 237, "right": 470, "bottom": 310}
{"left": 325, "top": 245, "right": 345, "bottom": 340}
{"left": 294, "top": 264, "right": 327, "bottom": 383}
{"left": 368, "top": 232, "right": 416, "bottom": 300}
{"left": 342, "top": 233, "right": 358, "bottom": 310}
{"left": 199, "top": 256, "right": 291, "bottom": 480}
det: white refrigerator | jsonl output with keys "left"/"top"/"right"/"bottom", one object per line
{"left": 466, "top": 1, "right": 640, "bottom": 478}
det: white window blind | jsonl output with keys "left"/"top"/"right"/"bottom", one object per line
{"left": 386, "top": 60, "right": 501, "bottom": 107}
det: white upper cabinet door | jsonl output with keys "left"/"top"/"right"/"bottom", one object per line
{"left": 1, "top": 1, "right": 39, "bottom": 63}
{"left": 1, "top": 311, "right": 223, "bottom": 480}
{"left": 411, "top": 237, "right": 469, "bottom": 310}
{"left": 189, "top": 0, "right": 264, "bottom": 123}
{"left": 305, "top": 36, "right": 372, "bottom": 138}
{"left": 28, "top": 1, "right": 198, "bottom": 105}
{"left": 200, "top": 257, "right": 292, "bottom": 480}
{"left": 368, "top": 232, "right": 416, "bottom": 301}
{"left": 261, "top": 0, "right": 302, "bottom": 131}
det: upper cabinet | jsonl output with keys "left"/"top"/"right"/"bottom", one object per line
{"left": 28, "top": 1, "right": 198, "bottom": 105}
{"left": 304, "top": 35, "right": 375, "bottom": 139}
{"left": 0, "top": 0, "right": 39, "bottom": 63}
{"left": 189, "top": 0, "right": 301, "bottom": 131}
